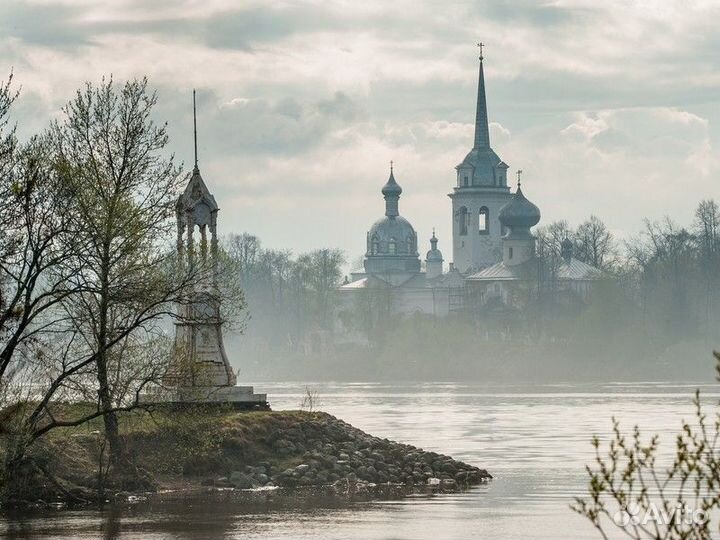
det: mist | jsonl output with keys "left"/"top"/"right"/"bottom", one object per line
{"left": 224, "top": 197, "right": 720, "bottom": 383}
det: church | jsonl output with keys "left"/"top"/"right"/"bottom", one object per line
{"left": 337, "top": 49, "right": 603, "bottom": 323}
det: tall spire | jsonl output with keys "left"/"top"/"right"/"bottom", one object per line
{"left": 474, "top": 42, "right": 490, "bottom": 149}
{"left": 193, "top": 89, "right": 199, "bottom": 172}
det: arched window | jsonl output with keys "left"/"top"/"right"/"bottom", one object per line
{"left": 388, "top": 237, "right": 397, "bottom": 255}
{"left": 371, "top": 234, "right": 379, "bottom": 255}
{"left": 457, "top": 206, "right": 468, "bottom": 236}
{"left": 406, "top": 235, "right": 414, "bottom": 254}
{"left": 478, "top": 206, "right": 489, "bottom": 234}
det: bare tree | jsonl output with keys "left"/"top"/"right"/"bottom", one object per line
{"left": 49, "top": 77, "right": 185, "bottom": 464}
{"left": 693, "top": 200, "right": 720, "bottom": 330}
{"left": 536, "top": 219, "right": 571, "bottom": 259}
{"left": 574, "top": 351, "right": 720, "bottom": 540}
{"left": 575, "top": 215, "right": 617, "bottom": 270}
{"left": 0, "top": 76, "right": 82, "bottom": 397}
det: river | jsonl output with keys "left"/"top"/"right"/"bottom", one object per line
{"left": 1, "top": 381, "right": 716, "bottom": 540}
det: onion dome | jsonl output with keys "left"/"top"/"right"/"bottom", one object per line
{"left": 498, "top": 186, "right": 541, "bottom": 230}
{"left": 381, "top": 166, "right": 402, "bottom": 197}
{"left": 364, "top": 164, "right": 421, "bottom": 274}
{"left": 426, "top": 230, "right": 443, "bottom": 262}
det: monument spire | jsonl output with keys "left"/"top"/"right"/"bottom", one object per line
{"left": 474, "top": 42, "right": 490, "bottom": 150}
{"left": 193, "top": 89, "right": 198, "bottom": 172}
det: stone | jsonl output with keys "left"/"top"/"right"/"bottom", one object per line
{"left": 229, "top": 472, "right": 255, "bottom": 489}
{"left": 441, "top": 478, "right": 457, "bottom": 490}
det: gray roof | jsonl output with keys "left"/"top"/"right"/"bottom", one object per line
{"left": 466, "top": 261, "right": 529, "bottom": 281}
{"left": 339, "top": 267, "right": 465, "bottom": 291}
{"left": 556, "top": 258, "right": 603, "bottom": 280}
{"left": 467, "top": 257, "right": 603, "bottom": 282}
{"left": 178, "top": 165, "right": 218, "bottom": 212}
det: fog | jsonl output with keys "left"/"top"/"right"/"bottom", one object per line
{"left": 224, "top": 198, "right": 720, "bottom": 383}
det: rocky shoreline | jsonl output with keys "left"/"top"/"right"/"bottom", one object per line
{"left": 2, "top": 410, "right": 491, "bottom": 508}
{"left": 203, "top": 414, "right": 491, "bottom": 491}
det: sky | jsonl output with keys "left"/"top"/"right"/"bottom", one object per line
{"left": 2, "top": 0, "right": 719, "bottom": 269}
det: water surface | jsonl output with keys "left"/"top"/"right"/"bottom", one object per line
{"left": 2, "top": 381, "right": 716, "bottom": 540}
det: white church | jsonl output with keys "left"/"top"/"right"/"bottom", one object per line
{"left": 337, "top": 50, "right": 603, "bottom": 319}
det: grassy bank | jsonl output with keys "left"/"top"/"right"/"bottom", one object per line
{"left": 1, "top": 406, "right": 490, "bottom": 508}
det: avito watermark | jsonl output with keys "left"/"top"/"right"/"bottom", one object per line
{"left": 613, "top": 503, "right": 707, "bottom": 527}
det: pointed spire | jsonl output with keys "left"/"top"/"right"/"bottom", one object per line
{"left": 516, "top": 169, "right": 523, "bottom": 189}
{"left": 474, "top": 43, "right": 490, "bottom": 150}
{"left": 430, "top": 228, "right": 438, "bottom": 247}
{"left": 193, "top": 89, "right": 199, "bottom": 173}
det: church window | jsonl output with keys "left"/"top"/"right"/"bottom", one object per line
{"left": 463, "top": 175, "right": 469, "bottom": 187}
{"left": 509, "top": 247, "right": 513, "bottom": 259}
{"left": 406, "top": 236, "right": 414, "bottom": 254}
{"left": 478, "top": 207, "right": 489, "bottom": 234}
{"left": 371, "top": 235, "right": 379, "bottom": 255}
{"left": 388, "top": 238, "right": 397, "bottom": 255}
{"left": 458, "top": 206, "right": 468, "bottom": 236}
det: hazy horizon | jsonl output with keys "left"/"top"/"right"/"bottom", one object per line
{"left": 2, "top": 0, "right": 719, "bottom": 265}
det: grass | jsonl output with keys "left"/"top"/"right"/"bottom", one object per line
{"left": 1, "top": 403, "right": 329, "bottom": 504}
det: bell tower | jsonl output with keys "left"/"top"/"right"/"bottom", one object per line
{"left": 449, "top": 45, "right": 512, "bottom": 274}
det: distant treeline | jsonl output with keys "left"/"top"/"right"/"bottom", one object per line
{"left": 531, "top": 202, "right": 720, "bottom": 344}
{"left": 232, "top": 200, "right": 720, "bottom": 382}
{"left": 223, "top": 233, "right": 345, "bottom": 354}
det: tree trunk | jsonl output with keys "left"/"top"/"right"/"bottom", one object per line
{"left": 97, "top": 245, "right": 122, "bottom": 465}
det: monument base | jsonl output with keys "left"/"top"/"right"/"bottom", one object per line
{"left": 141, "top": 385, "right": 269, "bottom": 410}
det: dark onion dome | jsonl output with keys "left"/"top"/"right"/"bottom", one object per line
{"left": 381, "top": 168, "right": 402, "bottom": 196}
{"left": 498, "top": 186, "right": 541, "bottom": 230}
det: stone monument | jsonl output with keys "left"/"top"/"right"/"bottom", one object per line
{"left": 158, "top": 90, "right": 267, "bottom": 408}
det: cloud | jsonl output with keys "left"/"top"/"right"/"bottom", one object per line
{"left": 0, "top": 0, "right": 718, "bottom": 260}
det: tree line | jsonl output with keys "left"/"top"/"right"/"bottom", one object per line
{"left": 530, "top": 203, "right": 720, "bottom": 345}
{"left": 224, "top": 233, "right": 345, "bottom": 354}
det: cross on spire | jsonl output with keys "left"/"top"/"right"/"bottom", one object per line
{"left": 390, "top": 159, "right": 394, "bottom": 173}
{"left": 477, "top": 42, "right": 484, "bottom": 62}
{"left": 516, "top": 169, "right": 523, "bottom": 188}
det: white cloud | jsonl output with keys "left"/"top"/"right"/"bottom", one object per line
{"left": 2, "top": 0, "right": 719, "bottom": 259}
